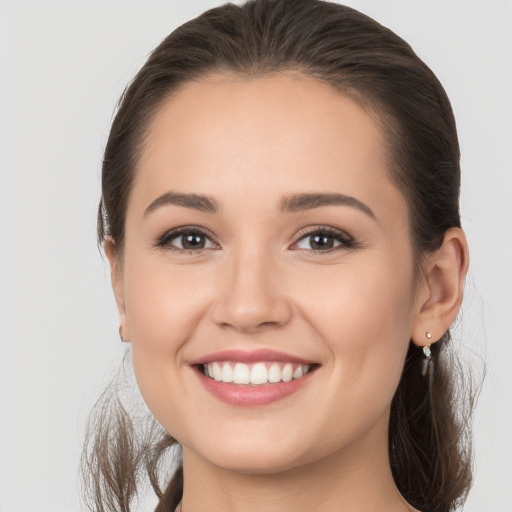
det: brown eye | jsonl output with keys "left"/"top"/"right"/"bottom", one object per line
{"left": 181, "top": 233, "right": 207, "bottom": 249}
{"left": 293, "top": 228, "right": 353, "bottom": 252}
{"left": 157, "top": 228, "right": 218, "bottom": 252}
{"left": 309, "top": 233, "right": 335, "bottom": 250}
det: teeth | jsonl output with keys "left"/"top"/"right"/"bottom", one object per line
{"left": 233, "top": 363, "right": 250, "bottom": 384}
{"left": 221, "top": 363, "right": 234, "bottom": 383}
{"left": 250, "top": 362, "right": 268, "bottom": 385}
{"left": 268, "top": 363, "right": 281, "bottom": 383}
{"left": 282, "top": 363, "right": 293, "bottom": 382}
{"left": 213, "top": 362, "right": 222, "bottom": 381}
{"left": 203, "top": 361, "right": 311, "bottom": 385}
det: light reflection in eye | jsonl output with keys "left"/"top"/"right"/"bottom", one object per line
{"left": 155, "top": 226, "right": 355, "bottom": 254}
{"left": 293, "top": 228, "right": 354, "bottom": 252}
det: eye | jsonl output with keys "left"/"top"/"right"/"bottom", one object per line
{"left": 292, "top": 227, "right": 354, "bottom": 252}
{"left": 155, "top": 227, "right": 218, "bottom": 253}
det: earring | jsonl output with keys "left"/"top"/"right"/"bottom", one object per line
{"left": 421, "top": 332, "right": 432, "bottom": 376}
{"left": 119, "top": 326, "right": 128, "bottom": 343}
{"left": 423, "top": 331, "right": 432, "bottom": 357}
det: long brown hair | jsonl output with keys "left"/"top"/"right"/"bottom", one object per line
{"left": 83, "top": 1, "right": 475, "bottom": 511}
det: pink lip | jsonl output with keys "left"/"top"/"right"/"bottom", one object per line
{"left": 189, "top": 349, "right": 315, "bottom": 365}
{"left": 193, "top": 366, "right": 316, "bottom": 406}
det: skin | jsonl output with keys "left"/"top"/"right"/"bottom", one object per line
{"left": 107, "top": 73, "right": 468, "bottom": 512}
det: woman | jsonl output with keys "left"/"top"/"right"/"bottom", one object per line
{"left": 82, "top": 1, "right": 472, "bottom": 511}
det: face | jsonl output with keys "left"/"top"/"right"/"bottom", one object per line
{"left": 110, "top": 73, "right": 424, "bottom": 474}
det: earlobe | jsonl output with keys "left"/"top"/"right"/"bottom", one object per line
{"left": 411, "top": 227, "right": 469, "bottom": 347}
{"left": 105, "top": 238, "right": 130, "bottom": 341}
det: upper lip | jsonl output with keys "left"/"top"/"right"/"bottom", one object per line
{"left": 189, "top": 349, "right": 316, "bottom": 366}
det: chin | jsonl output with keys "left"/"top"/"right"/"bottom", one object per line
{"left": 205, "top": 446, "right": 309, "bottom": 475}
{"left": 183, "top": 427, "right": 316, "bottom": 475}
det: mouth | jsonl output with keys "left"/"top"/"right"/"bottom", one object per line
{"left": 190, "top": 349, "right": 319, "bottom": 406}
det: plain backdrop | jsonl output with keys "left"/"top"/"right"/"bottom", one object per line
{"left": 1, "top": 1, "right": 511, "bottom": 511}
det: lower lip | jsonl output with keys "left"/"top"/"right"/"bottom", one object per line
{"left": 193, "top": 366, "right": 315, "bottom": 406}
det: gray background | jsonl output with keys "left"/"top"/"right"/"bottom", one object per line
{"left": 1, "top": 1, "right": 511, "bottom": 511}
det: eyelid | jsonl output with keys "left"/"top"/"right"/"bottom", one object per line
{"left": 290, "top": 225, "right": 355, "bottom": 252}
{"left": 154, "top": 224, "right": 355, "bottom": 254}
{"left": 154, "top": 225, "right": 220, "bottom": 252}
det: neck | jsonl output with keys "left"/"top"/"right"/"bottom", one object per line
{"left": 179, "top": 416, "right": 418, "bottom": 512}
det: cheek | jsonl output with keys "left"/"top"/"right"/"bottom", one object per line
{"left": 122, "top": 256, "right": 214, "bottom": 414}
{"left": 124, "top": 258, "right": 211, "bottom": 350}
{"left": 287, "top": 264, "right": 415, "bottom": 453}
{"left": 295, "top": 257, "right": 415, "bottom": 392}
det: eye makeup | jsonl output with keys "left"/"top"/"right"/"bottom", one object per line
{"left": 153, "top": 223, "right": 358, "bottom": 256}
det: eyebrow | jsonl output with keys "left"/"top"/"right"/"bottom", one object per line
{"left": 144, "top": 192, "right": 219, "bottom": 216}
{"left": 279, "top": 193, "right": 375, "bottom": 219}
{"left": 144, "top": 191, "right": 375, "bottom": 219}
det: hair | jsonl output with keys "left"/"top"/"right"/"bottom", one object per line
{"left": 83, "top": 1, "right": 475, "bottom": 511}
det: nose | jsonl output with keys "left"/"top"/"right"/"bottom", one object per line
{"left": 210, "top": 247, "right": 292, "bottom": 334}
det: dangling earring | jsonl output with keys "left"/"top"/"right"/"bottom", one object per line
{"left": 119, "top": 326, "right": 128, "bottom": 343}
{"left": 423, "top": 331, "right": 432, "bottom": 357}
{"left": 421, "top": 331, "right": 432, "bottom": 376}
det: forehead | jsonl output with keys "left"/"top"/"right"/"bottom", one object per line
{"left": 141, "top": 72, "right": 385, "bottom": 171}
{"left": 132, "top": 72, "right": 406, "bottom": 225}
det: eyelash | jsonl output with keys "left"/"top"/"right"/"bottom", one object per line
{"left": 292, "top": 226, "right": 355, "bottom": 253}
{"left": 154, "top": 226, "right": 219, "bottom": 254}
{"left": 154, "top": 225, "right": 355, "bottom": 255}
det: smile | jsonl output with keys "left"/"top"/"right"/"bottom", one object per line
{"left": 191, "top": 349, "right": 318, "bottom": 406}
{"left": 202, "top": 361, "right": 312, "bottom": 385}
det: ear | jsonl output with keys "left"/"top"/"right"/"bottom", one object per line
{"left": 105, "top": 238, "right": 131, "bottom": 342}
{"left": 411, "top": 227, "right": 469, "bottom": 347}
